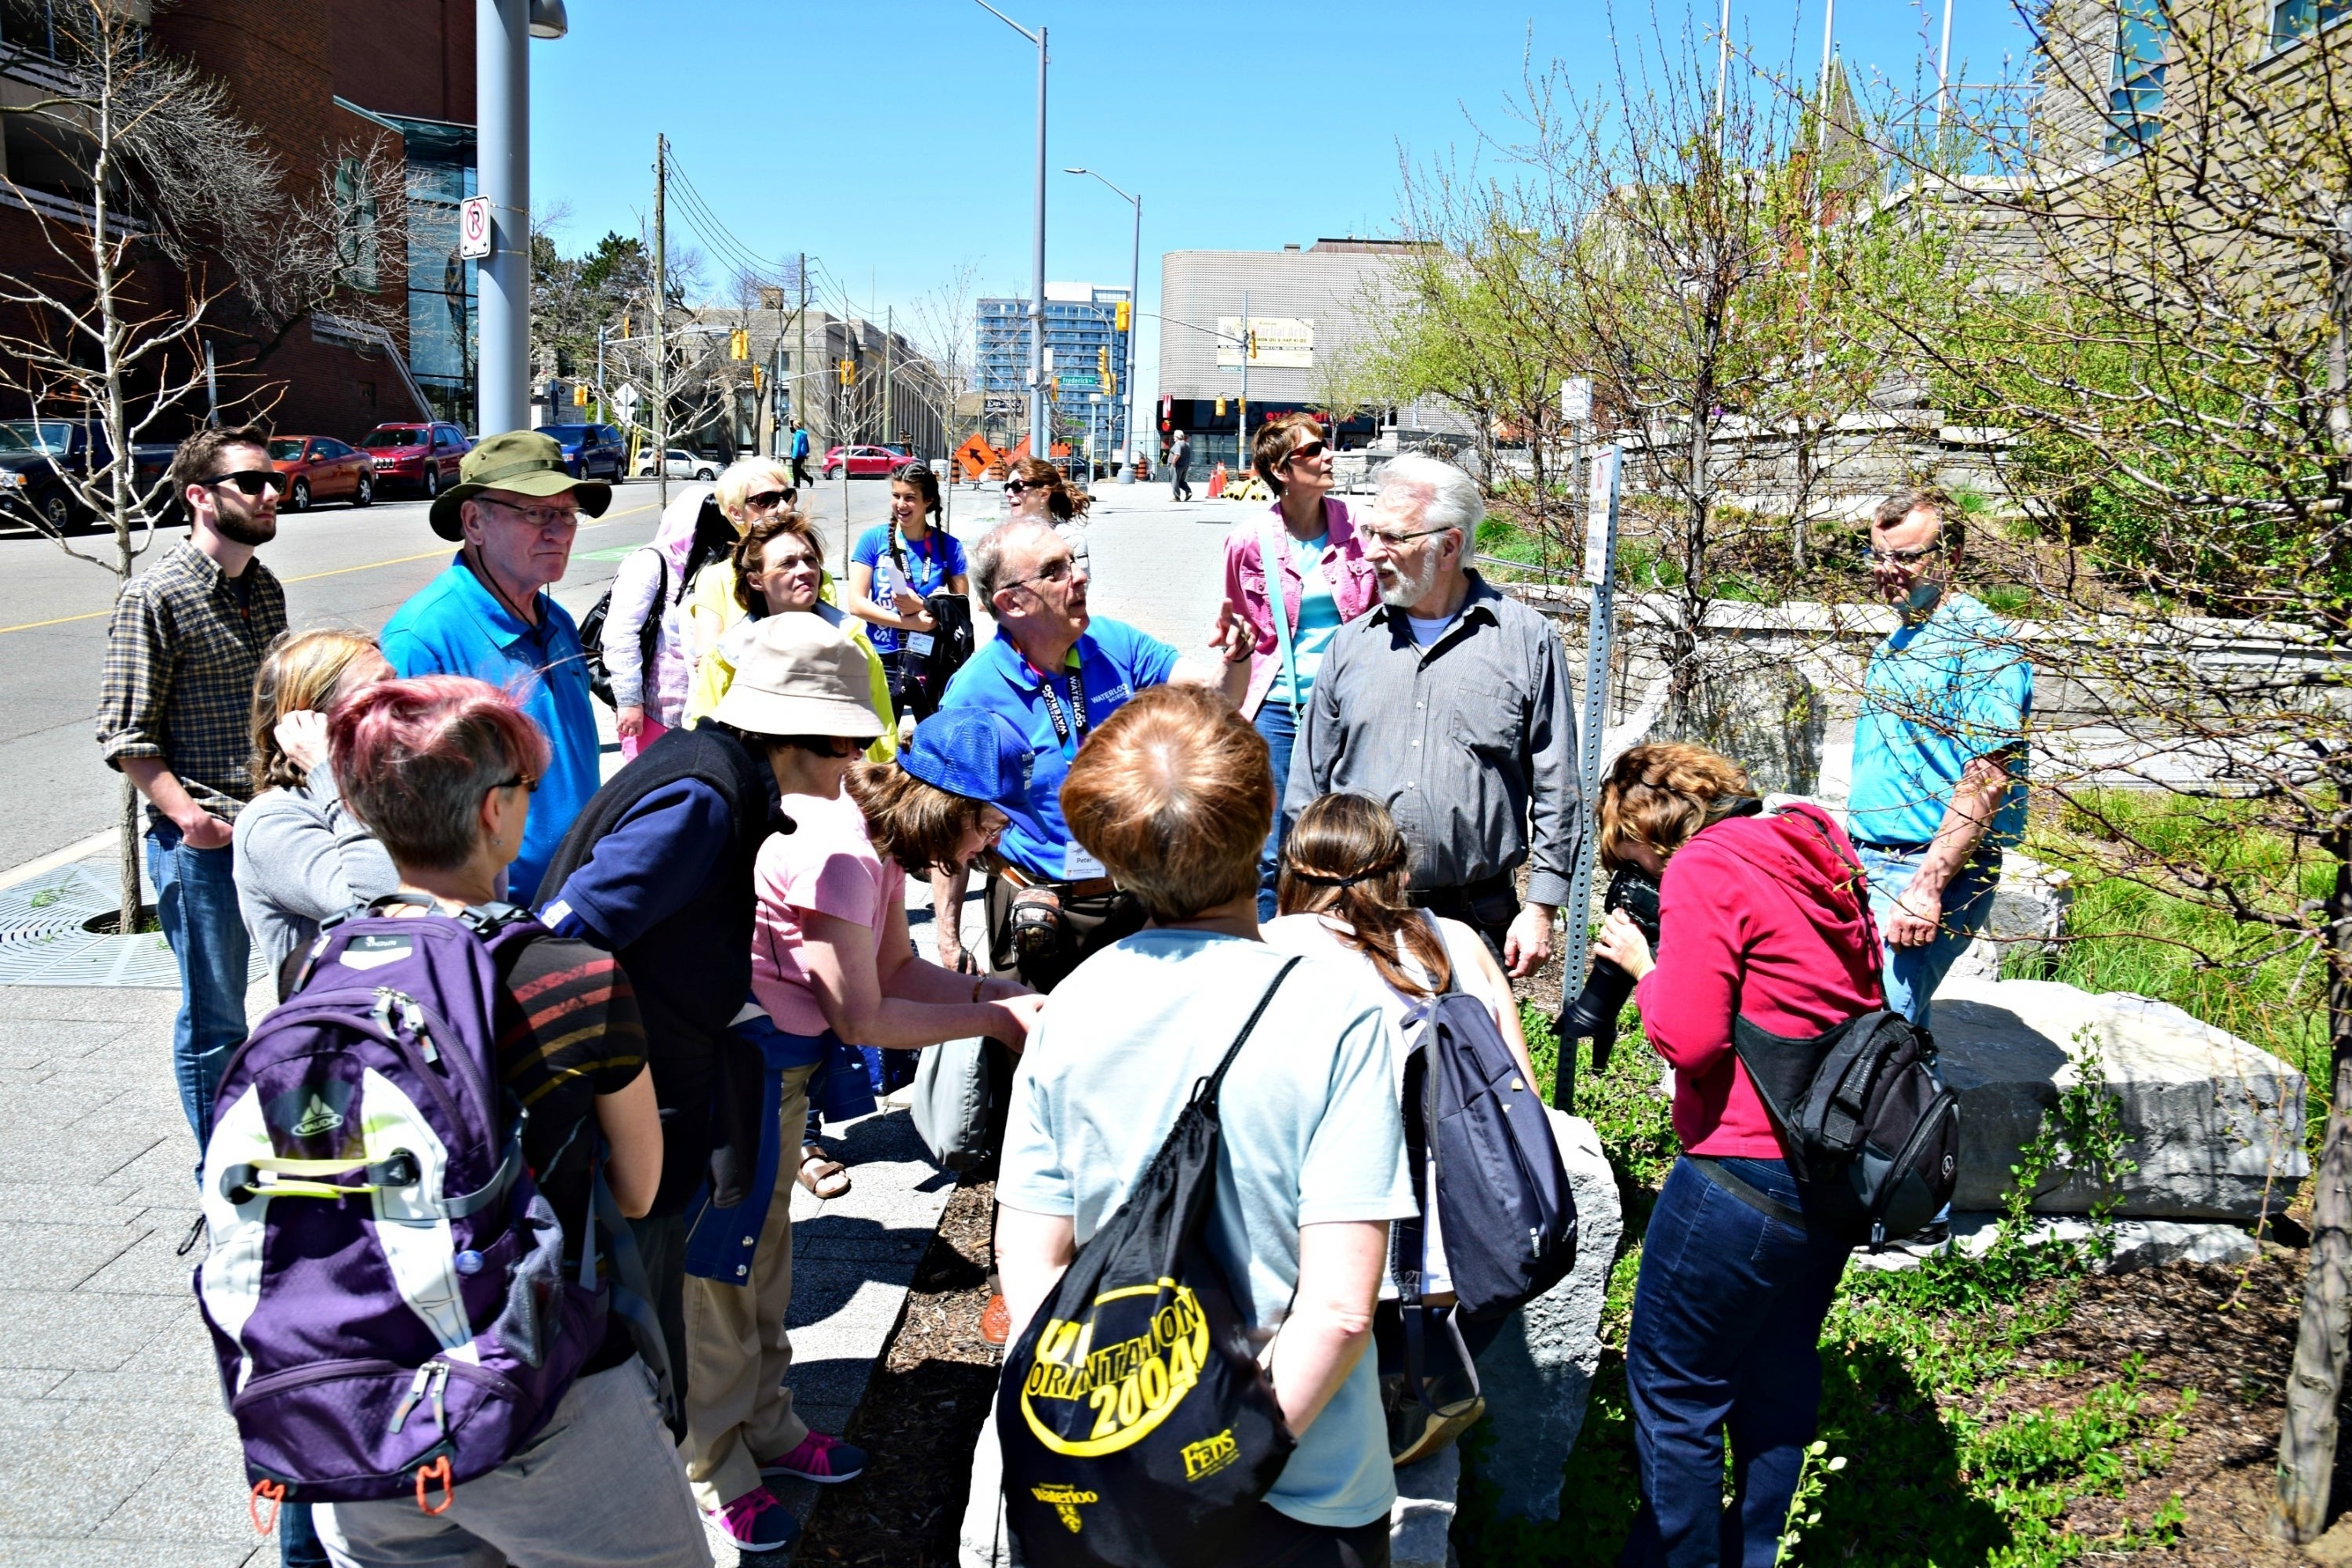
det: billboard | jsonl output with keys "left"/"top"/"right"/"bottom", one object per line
{"left": 1216, "top": 317, "right": 1315, "bottom": 369}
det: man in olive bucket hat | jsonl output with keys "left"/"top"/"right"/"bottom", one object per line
{"left": 379, "top": 430, "right": 614, "bottom": 896}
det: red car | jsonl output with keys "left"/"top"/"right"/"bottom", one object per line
{"left": 821, "top": 444, "right": 914, "bottom": 478}
{"left": 358, "top": 421, "right": 472, "bottom": 498}
{"left": 267, "top": 435, "right": 376, "bottom": 511}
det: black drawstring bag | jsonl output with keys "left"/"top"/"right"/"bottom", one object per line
{"left": 998, "top": 959, "right": 1303, "bottom": 1568}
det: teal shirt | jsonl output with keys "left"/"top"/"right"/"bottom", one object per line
{"left": 379, "top": 555, "right": 599, "bottom": 902}
{"left": 1270, "top": 532, "right": 1342, "bottom": 707}
{"left": 1000, "top": 933, "right": 1414, "bottom": 1528}
{"left": 1848, "top": 592, "right": 2031, "bottom": 848}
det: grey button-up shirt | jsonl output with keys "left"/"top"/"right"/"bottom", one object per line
{"left": 1287, "top": 571, "right": 1579, "bottom": 906}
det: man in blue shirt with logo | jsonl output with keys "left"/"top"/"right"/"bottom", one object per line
{"left": 379, "top": 430, "right": 608, "bottom": 901}
{"left": 1848, "top": 486, "right": 2033, "bottom": 1029}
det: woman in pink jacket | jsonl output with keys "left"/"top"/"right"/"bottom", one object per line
{"left": 1589, "top": 742, "right": 1883, "bottom": 1568}
{"left": 1221, "top": 412, "right": 1380, "bottom": 917}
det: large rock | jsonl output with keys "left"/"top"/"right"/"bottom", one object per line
{"left": 1464, "top": 1110, "right": 1624, "bottom": 1521}
{"left": 1933, "top": 977, "right": 2308, "bottom": 1220}
{"left": 1389, "top": 1446, "right": 1461, "bottom": 1568}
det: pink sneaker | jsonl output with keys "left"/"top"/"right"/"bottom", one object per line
{"left": 708, "top": 1486, "right": 800, "bottom": 1550}
{"left": 760, "top": 1430, "right": 868, "bottom": 1485}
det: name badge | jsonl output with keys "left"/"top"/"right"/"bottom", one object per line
{"left": 906, "top": 632, "right": 936, "bottom": 655}
{"left": 1063, "top": 840, "right": 1107, "bottom": 880}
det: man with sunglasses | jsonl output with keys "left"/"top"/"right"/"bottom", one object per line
{"left": 1849, "top": 488, "right": 2033, "bottom": 1040}
{"left": 379, "top": 430, "right": 612, "bottom": 899}
{"left": 99, "top": 424, "right": 290, "bottom": 1157}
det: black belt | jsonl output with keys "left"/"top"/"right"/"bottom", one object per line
{"left": 1686, "top": 1155, "right": 1809, "bottom": 1235}
{"left": 1851, "top": 837, "right": 1932, "bottom": 855}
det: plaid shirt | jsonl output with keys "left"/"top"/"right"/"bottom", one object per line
{"left": 96, "top": 539, "right": 287, "bottom": 826}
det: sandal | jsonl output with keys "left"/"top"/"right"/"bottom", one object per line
{"left": 797, "top": 1144, "right": 851, "bottom": 1199}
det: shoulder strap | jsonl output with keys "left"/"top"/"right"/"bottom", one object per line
{"left": 1258, "top": 515, "right": 1302, "bottom": 718}
{"left": 1193, "top": 956, "right": 1303, "bottom": 1107}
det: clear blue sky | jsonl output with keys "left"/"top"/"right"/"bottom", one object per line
{"left": 530, "top": 0, "right": 2038, "bottom": 409}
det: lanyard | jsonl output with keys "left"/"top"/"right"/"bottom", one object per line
{"left": 1035, "top": 661, "right": 1090, "bottom": 753}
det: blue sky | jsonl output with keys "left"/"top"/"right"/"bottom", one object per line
{"left": 529, "top": 0, "right": 2038, "bottom": 408}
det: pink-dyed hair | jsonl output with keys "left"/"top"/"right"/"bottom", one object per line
{"left": 329, "top": 676, "right": 550, "bottom": 871}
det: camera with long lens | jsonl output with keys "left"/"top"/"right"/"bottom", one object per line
{"left": 1554, "top": 868, "right": 1661, "bottom": 1109}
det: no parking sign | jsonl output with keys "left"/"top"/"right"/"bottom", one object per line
{"left": 459, "top": 196, "right": 492, "bottom": 260}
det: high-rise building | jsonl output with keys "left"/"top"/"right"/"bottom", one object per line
{"left": 975, "top": 283, "right": 1131, "bottom": 458}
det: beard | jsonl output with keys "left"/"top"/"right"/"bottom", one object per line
{"left": 1377, "top": 550, "right": 1441, "bottom": 610}
{"left": 213, "top": 508, "right": 278, "bottom": 547}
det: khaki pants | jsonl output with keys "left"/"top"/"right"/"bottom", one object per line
{"left": 681, "top": 1062, "right": 818, "bottom": 1513}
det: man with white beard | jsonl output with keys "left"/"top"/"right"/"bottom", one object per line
{"left": 1286, "top": 452, "right": 1577, "bottom": 975}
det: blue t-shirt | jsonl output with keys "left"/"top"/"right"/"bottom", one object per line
{"left": 1270, "top": 532, "right": 1343, "bottom": 707}
{"left": 851, "top": 524, "right": 968, "bottom": 654}
{"left": 938, "top": 616, "right": 1180, "bottom": 881}
{"left": 1848, "top": 592, "right": 2031, "bottom": 849}
{"left": 379, "top": 555, "right": 600, "bottom": 902}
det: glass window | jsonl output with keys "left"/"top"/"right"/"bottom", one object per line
{"left": 2273, "top": 0, "right": 2351, "bottom": 47}
{"left": 333, "top": 157, "right": 379, "bottom": 293}
{"left": 2, "top": 421, "right": 71, "bottom": 453}
{"left": 267, "top": 439, "right": 307, "bottom": 460}
{"left": 2106, "top": 0, "right": 2170, "bottom": 154}
{"left": 318, "top": 439, "right": 350, "bottom": 458}
{"left": 359, "top": 427, "right": 421, "bottom": 448}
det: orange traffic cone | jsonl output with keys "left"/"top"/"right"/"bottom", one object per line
{"left": 1207, "top": 462, "right": 1228, "bottom": 499}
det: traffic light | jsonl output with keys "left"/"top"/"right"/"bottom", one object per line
{"left": 1214, "top": 397, "right": 1226, "bottom": 416}
{"left": 1114, "top": 299, "right": 1131, "bottom": 333}
{"left": 837, "top": 358, "right": 855, "bottom": 386}
{"left": 753, "top": 366, "right": 764, "bottom": 391}
{"left": 1106, "top": 372, "right": 1117, "bottom": 397}
{"left": 572, "top": 383, "right": 589, "bottom": 406}
{"left": 620, "top": 312, "right": 631, "bottom": 338}
{"left": 1247, "top": 329, "right": 1259, "bottom": 360}
{"left": 1097, "top": 346, "right": 1109, "bottom": 379}
{"left": 729, "top": 328, "right": 750, "bottom": 361}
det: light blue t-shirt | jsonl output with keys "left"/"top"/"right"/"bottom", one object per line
{"left": 1000, "top": 932, "right": 1414, "bottom": 1528}
{"left": 1848, "top": 591, "right": 2031, "bottom": 848}
{"left": 380, "top": 556, "right": 597, "bottom": 902}
{"left": 936, "top": 616, "right": 1179, "bottom": 882}
{"left": 851, "top": 523, "right": 968, "bottom": 654}
{"left": 1270, "top": 532, "right": 1343, "bottom": 708}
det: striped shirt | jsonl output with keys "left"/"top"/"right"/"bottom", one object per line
{"left": 96, "top": 539, "right": 287, "bottom": 825}
{"left": 494, "top": 937, "right": 647, "bottom": 1240}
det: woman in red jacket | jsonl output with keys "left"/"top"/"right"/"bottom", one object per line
{"left": 1588, "top": 743, "right": 1882, "bottom": 1568}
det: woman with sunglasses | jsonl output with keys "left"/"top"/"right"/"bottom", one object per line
{"left": 981, "top": 456, "right": 1090, "bottom": 581}
{"left": 1223, "top": 412, "right": 1381, "bottom": 917}
{"left": 844, "top": 464, "right": 969, "bottom": 741}
{"left": 605, "top": 484, "right": 738, "bottom": 760}
{"left": 682, "top": 459, "right": 800, "bottom": 669}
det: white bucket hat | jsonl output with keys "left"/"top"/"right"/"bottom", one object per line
{"left": 708, "top": 614, "right": 884, "bottom": 739}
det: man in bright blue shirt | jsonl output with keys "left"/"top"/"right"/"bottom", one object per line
{"left": 379, "top": 430, "right": 608, "bottom": 901}
{"left": 1847, "top": 487, "right": 2033, "bottom": 1031}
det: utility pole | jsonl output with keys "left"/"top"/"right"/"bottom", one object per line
{"left": 653, "top": 131, "right": 669, "bottom": 510}
{"left": 975, "top": 2, "right": 1047, "bottom": 459}
{"left": 796, "top": 251, "right": 808, "bottom": 467}
{"left": 595, "top": 323, "right": 606, "bottom": 420}
{"left": 883, "top": 306, "right": 894, "bottom": 452}
{"left": 1064, "top": 167, "right": 1142, "bottom": 480}
{"left": 1239, "top": 286, "right": 1250, "bottom": 477}
{"left": 477, "top": 0, "right": 544, "bottom": 435}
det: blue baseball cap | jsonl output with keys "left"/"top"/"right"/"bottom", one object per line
{"left": 901, "top": 709, "right": 1034, "bottom": 808}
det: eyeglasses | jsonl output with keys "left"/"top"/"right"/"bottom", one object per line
{"left": 1286, "top": 440, "right": 1329, "bottom": 463}
{"left": 1002, "top": 479, "right": 1032, "bottom": 495}
{"left": 1359, "top": 524, "right": 1454, "bottom": 550}
{"left": 1863, "top": 543, "right": 1944, "bottom": 568}
{"left": 491, "top": 775, "right": 539, "bottom": 795}
{"left": 1000, "top": 556, "right": 1078, "bottom": 596}
{"left": 205, "top": 470, "right": 287, "bottom": 498}
{"left": 746, "top": 489, "right": 791, "bottom": 511}
{"left": 479, "top": 496, "right": 580, "bottom": 532}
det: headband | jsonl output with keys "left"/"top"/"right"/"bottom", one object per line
{"left": 1283, "top": 851, "right": 1406, "bottom": 890}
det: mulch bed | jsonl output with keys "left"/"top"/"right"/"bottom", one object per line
{"left": 796, "top": 1178, "right": 1001, "bottom": 1566}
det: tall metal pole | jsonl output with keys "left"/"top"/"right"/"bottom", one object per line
{"left": 1125, "top": 191, "right": 1140, "bottom": 481}
{"left": 1030, "top": 27, "right": 1047, "bottom": 460}
{"left": 652, "top": 132, "right": 669, "bottom": 510}
{"left": 796, "top": 252, "right": 808, "bottom": 473}
{"left": 476, "top": 0, "right": 530, "bottom": 434}
{"left": 1555, "top": 441, "right": 1621, "bottom": 1112}
{"left": 883, "top": 307, "right": 894, "bottom": 451}
{"left": 1819, "top": 0, "right": 1836, "bottom": 120}
{"left": 1713, "top": 0, "right": 1731, "bottom": 131}
{"left": 1936, "top": 0, "right": 1956, "bottom": 132}
{"left": 1238, "top": 287, "right": 1249, "bottom": 479}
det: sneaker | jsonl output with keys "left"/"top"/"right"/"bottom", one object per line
{"left": 979, "top": 1292, "right": 1011, "bottom": 1345}
{"left": 1390, "top": 1394, "right": 1487, "bottom": 1468}
{"left": 760, "top": 1430, "right": 866, "bottom": 1485}
{"left": 708, "top": 1486, "right": 800, "bottom": 1552}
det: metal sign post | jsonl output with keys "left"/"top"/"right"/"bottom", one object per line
{"left": 1554, "top": 440, "right": 1621, "bottom": 1110}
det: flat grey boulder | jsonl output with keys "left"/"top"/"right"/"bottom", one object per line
{"left": 1390, "top": 1445, "right": 1461, "bottom": 1568}
{"left": 1464, "top": 1109, "right": 1624, "bottom": 1522}
{"left": 1932, "top": 977, "right": 2307, "bottom": 1220}
{"left": 1847, "top": 1211, "right": 2259, "bottom": 1275}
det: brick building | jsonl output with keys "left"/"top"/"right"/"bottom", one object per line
{"left": 0, "top": 0, "right": 477, "bottom": 443}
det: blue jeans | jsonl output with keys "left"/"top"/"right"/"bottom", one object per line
{"left": 1623, "top": 1156, "right": 1850, "bottom": 1568}
{"left": 1254, "top": 698, "right": 1301, "bottom": 921}
{"left": 147, "top": 822, "right": 250, "bottom": 1156}
{"left": 1854, "top": 844, "right": 2000, "bottom": 1029}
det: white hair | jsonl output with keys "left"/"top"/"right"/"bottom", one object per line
{"left": 1377, "top": 454, "right": 1483, "bottom": 564}
{"left": 971, "top": 515, "right": 1058, "bottom": 604}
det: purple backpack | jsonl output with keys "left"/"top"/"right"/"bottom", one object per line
{"left": 194, "top": 899, "right": 606, "bottom": 1526}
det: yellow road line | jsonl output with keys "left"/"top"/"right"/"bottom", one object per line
{"left": 0, "top": 499, "right": 659, "bottom": 637}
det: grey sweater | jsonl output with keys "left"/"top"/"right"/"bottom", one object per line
{"left": 231, "top": 762, "right": 401, "bottom": 974}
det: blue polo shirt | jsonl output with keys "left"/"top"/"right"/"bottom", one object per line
{"left": 938, "top": 616, "right": 1180, "bottom": 882}
{"left": 1849, "top": 592, "right": 2032, "bottom": 850}
{"left": 379, "top": 554, "right": 600, "bottom": 901}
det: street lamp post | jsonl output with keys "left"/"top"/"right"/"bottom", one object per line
{"left": 476, "top": 0, "right": 568, "bottom": 436}
{"left": 1064, "top": 165, "right": 1141, "bottom": 482}
{"left": 976, "top": 2, "right": 1047, "bottom": 461}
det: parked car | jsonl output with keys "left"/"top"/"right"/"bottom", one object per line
{"left": 268, "top": 435, "right": 375, "bottom": 511}
{"left": 633, "top": 447, "right": 719, "bottom": 481}
{"left": 821, "top": 444, "right": 913, "bottom": 478}
{"left": 535, "top": 422, "right": 627, "bottom": 481}
{"left": 0, "top": 419, "right": 175, "bottom": 535}
{"left": 358, "top": 421, "right": 470, "bottom": 497}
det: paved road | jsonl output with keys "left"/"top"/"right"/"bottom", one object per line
{"left": 0, "top": 473, "right": 919, "bottom": 876}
